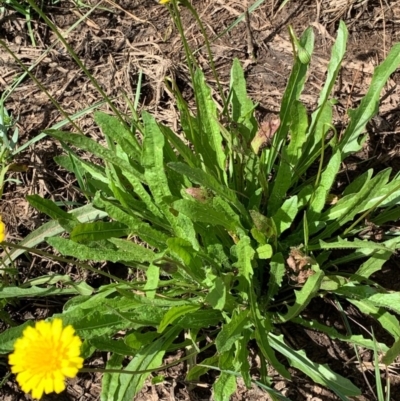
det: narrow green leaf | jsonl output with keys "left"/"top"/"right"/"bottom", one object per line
{"left": 348, "top": 299, "right": 400, "bottom": 339}
{"left": 0, "top": 285, "right": 84, "bottom": 298}
{"left": 299, "top": 21, "right": 347, "bottom": 173}
{"left": 292, "top": 317, "right": 389, "bottom": 352}
{"left": 158, "top": 304, "right": 200, "bottom": 333}
{"left": 309, "top": 148, "right": 341, "bottom": 216}
{"left": 0, "top": 321, "right": 34, "bottom": 353}
{"left": 159, "top": 124, "right": 198, "bottom": 168}
{"left": 269, "top": 333, "right": 361, "bottom": 398}
{"left": 269, "top": 100, "right": 307, "bottom": 214}
{"left": 168, "top": 162, "right": 248, "bottom": 219}
{"left": 368, "top": 293, "right": 400, "bottom": 315}
{"left": 27, "top": 195, "right": 78, "bottom": 222}
{"left": 266, "top": 27, "right": 314, "bottom": 174}
{"left": 277, "top": 270, "right": 324, "bottom": 322}
{"left": 2, "top": 204, "right": 107, "bottom": 266}
{"left": 232, "top": 236, "right": 255, "bottom": 284}
{"left": 213, "top": 372, "right": 236, "bottom": 401}
{"left": 95, "top": 111, "right": 141, "bottom": 161}
{"left": 101, "top": 353, "right": 124, "bottom": 401}
{"left": 354, "top": 237, "right": 400, "bottom": 278}
{"left": 47, "top": 237, "right": 156, "bottom": 263}
{"left": 142, "top": 112, "right": 172, "bottom": 205}
{"left": 272, "top": 196, "right": 298, "bottom": 236}
{"left": 178, "top": 309, "right": 222, "bottom": 329}
{"left": 265, "top": 253, "right": 286, "bottom": 303}
{"left": 94, "top": 197, "right": 169, "bottom": 249}
{"left": 252, "top": 307, "right": 291, "bottom": 380}
{"left": 70, "top": 221, "right": 129, "bottom": 243}
{"left": 187, "top": 354, "right": 219, "bottom": 381}
{"left": 89, "top": 337, "right": 136, "bottom": 356}
{"left": 230, "top": 58, "right": 257, "bottom": 141}
{"left": 382, "top": 336, "right": 400, "bottom": 365}
{"left": 316, "top": 237, "right": 391, "bottom": 253}
{"left": 46, "top": 129, "right": 144, "bottom": 180}
{"left": 172, "top": 198, "right": 240, "bottom": 232}
{"left": 144, "top": 264, "right": 159, "bottom": 299}
{"left": 194, "top": 69, "right": 226, "bottom": 180}
{"left": 216, "top": 310, "right": 250, "bottom": 354}
{"left": 115, "top": 327, "right": 181, "bottom": 401}
{"left": 340, "top": 43, "right": 400, "bottom": 157}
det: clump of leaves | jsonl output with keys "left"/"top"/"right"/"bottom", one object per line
{"left": 3, "top": 18, "right": 400, "bottom": 401}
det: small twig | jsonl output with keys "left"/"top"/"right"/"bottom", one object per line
{"left": 379, "top": 0, "right": 387, "bottom": 58}
{"left": 244, "top": 9, "right": 256, "bottom": 61}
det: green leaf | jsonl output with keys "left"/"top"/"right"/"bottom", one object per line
{"left": 316, "top": 237, "right": 391, "bottom": 253}
{"left": 187, "top": 354, "right": 219, "bottom": 381}
{"left": 166, "top": 237, "right": 205, "bottom": 282}
{"left": 269, "top": 100, "right": 307, "bottom": 215}
{"left": 205, "top": 276, "right": 227, "bottom": 310}
{"left": 309, "top": 148, "right": 341, "bottom": 216}
{"left": 158, "top": 304, "right": 200, "bottom": 333}
{"left": 252, "top": 307, "right": 291, "bottom": 380}
{"left": 70, "top": 221, "right": 129, "bottom": 243}
{"left": 47, "top": 237, "right": 156, "bottom": 263}
{"left": 0, "top": 321, "right": 34, "bottom": 353}
{"left": 95, "top": 111, "right": 141, "bottom": 161}
{"left": 354, "top": 237, "right": 400, "bottom": 279}
{"left": 0, "top": 285, "right": 85, "bottom": 298}
{"left": 178, "top": 309, "right": 222, "bottom": 330}
{"left": 213, "top": 372, "right": 236, "bottom": 401}
{"left": 144, "top": 264, "right": 159, "bottom": 299}
{"left": 46, "top": 129, "right": 144, "bottom": 181}
{"left": 194, "top": 69, "right": 226, "bottom": 180}
{"left": 316, "top": 169, "right": 391, "bottom": 239}
{"left": 172, "top": 198, "right": 240, "bottom": 232}
{"left": 89, "top": 337, "right": 136, "bottom": 356}
{"left": 101, "top": 353, "right": 125, "bottom": 401}
{"left": 266, "top": 27, "right": 314, "bottom": 174}
{"left": 168, "top": 162, "right": 248, "bottom": 219}
{"left": 269, "top": 333, "right": 361, "bottom": 398}
{"left": 348, "top": 299, "right": 400, "bottom": 340}
{"left": 256, "top": 244, "right": 272, "bottom": 259}
{"left": 272, "top": 196, "right": 299, "bottom": 236}
{"left": 299, "top": 21, "right": 347, "bottom": 174}
{"left": 27, "top": 195, "right": 78, "bottom": 222}
{"left": 277, "top": 270, "right": 324, "bottom": 322}
{"left": 232, "top": 236, "right": 255, "bottom": 285}
{"left": 94, "top": 197, "right": 169, "bottom": 249}
{"left": 230, "top": 58, "right": 257, "bottom": 142}
{"left": 340, "top": 42, "right": 400, "bottom": 157}
{"left": 142, "top": 112, "right": 172, "bottom": 205}
{"left": 292, "top": 317, "right": 389, "bottom": 352}
{"left": 216, "top": 310, "right": 250, "bottom": 354}
{"left": 265, "top": 253, "right": 286, "bottom": 303}
{"left": 125, "top": 331, "right": 160, "bottom": 350}
{"left": 382, "top": 336, "right": 400, "bottom": 365}
{"left": 367, "top": 292, "right": 400, "bottom": 315}
{"left": 160, "top": 124, "right": 198, "bottom": 168}
{"left": 114, "top": 327, "right": 181, "bottom": 401}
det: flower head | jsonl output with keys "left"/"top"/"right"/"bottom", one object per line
{"left": 160, "top": 0, "right": 171, "bottom": 4}
{"left": 0, "top": 215, "right": 6, "bottom": 242}
{"left": 9, "top": 318, "right": 83, "bottom": 400}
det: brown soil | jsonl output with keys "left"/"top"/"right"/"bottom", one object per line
{"left": 1, "top": 0, "right": 400, "bottom": 400}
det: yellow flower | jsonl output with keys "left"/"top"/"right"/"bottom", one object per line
{"left": 0, "top": 215, "right": 6, "bottom": 242}
{"left": 9, "top": 318, "right": 83, "bottom": 400}
{"left": 159, "top": 0, "right": 171, "bottom": 4}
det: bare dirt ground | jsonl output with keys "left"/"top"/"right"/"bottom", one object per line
{"left": 1, "top": 0, "right": 400, "bottom": 400}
